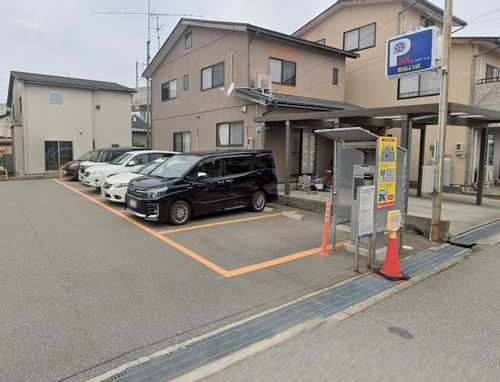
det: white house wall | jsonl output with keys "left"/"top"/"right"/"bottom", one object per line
{"left": 91, "top": 90, "right": 132, "bottom": 149}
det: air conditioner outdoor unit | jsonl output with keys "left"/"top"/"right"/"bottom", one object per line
{"left": 256, "top": 74, "right": 272, "bottom": 93}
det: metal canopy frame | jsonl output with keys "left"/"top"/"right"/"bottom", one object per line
{"left": 257, "top": 102, "right": 500, "bottom": 206}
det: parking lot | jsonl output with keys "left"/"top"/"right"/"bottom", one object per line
{"left": 1, "top": 178, "right": 364, "bottom": 382}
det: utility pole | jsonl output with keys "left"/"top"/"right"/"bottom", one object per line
{"left": 92, "top": 3, "right": 201, "bottom": 150}
{"left": 431, "top": 0, "right": 453, "bottom": 242}
{"left": 135, "top": 61, "right": 139, "bottom": 88}
{"left": 146, "top": 0, "right": 152, "bottom": 148}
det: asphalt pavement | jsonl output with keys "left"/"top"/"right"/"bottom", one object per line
{"left": 0, "top": 179, "right": 359, "bottom": 381}
{"left": 204, "top": 241, "right": 500, "bottom": 382}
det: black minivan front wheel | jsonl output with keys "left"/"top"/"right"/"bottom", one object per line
{"left": 169, "top": 200, "right": 191, "bottom": 225}
{"left": 250, "top": 191, "right": 267, "bottom": 212}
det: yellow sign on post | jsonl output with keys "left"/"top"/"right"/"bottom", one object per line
{"left": 387, "top": 209, "right": 401, "bottom": 232}
{"left": 377, "top": 137, "right": 397, "bottom": 209}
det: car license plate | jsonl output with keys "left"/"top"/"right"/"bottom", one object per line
{"left": 128, "top": 198, "right": 138, "bottom": 209}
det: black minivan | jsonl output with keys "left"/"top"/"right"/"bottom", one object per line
{"left": 126, "top": 150, "right": 277, "bottom": 225}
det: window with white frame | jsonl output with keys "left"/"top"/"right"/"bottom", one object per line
{"left": 343, "top": 23, "right": 376, "bottom": 52}
{"left": 201, "top": 62, "right": 224, "bottom": 90}
{"left": 161, "top": 79, "right": 177, "bottom": 101}
{"left": 398, "top": 71, "right": 440, "bottom": 99}
{"left": 49, "top": 92, "right": 63, "bottom": 104}
{"left": 185, "top": 31, "right": 192, "bottom": 49}
{"left": 332, "top": 67, "right": 339, "bottom": 85}
{"left": 269, "top": 58, "right": 296, "bottom": 86}
{"left": 217, "top": 121, "right": 243, "bottom": 147}
{"left": 173, "top": 131, "right": 191, "bottom": 152}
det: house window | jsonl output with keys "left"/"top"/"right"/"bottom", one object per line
{"left": 486, "top": 64, "right": 500, "bottom": 81}
{"left": 185, "top": 31, "right": 192, "bottom": 49}
{"left": 398, "top": 71, "right": 440, "bottom": 99}
{"left": 161, "top": 79, "right": 177, "bottom": 101}
{"left": 343, "top": 22, "right": 376, "bottom": 52}
{"left": 44, "top": 141, "right": 73, "bottom": 170}
{"left": 217, "top": 121, "right": 244, "bottom": 147}
{"left": 49, "top": 92, "right": 63, "bottom": 104}
{"left": 269, "top": 58, "right": 296, "bottom": 86}
{"left": 173, "top": 131, "right": 191, "bottom": 152}
{"left": 201, "top": 62, "right": 224, "bottom": 90}
{"left": 183, "top": 74, "right": 189, "bottom": 91}
{"left": 332, "top": 67, "right": 339, "bottom": 85}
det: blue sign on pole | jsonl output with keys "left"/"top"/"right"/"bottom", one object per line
{"left": 386, "top": 27, "right": 438, "bottom": 79}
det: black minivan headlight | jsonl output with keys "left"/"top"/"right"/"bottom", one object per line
{"left": 145, "top": 186, "right": 169, "bottom": 199}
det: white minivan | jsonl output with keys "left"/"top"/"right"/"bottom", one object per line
{"left": 82, "top": 150, "right": 177, "bottom": 189}
{"left": 102, "top": 156, "right": 171, "bottom": 203}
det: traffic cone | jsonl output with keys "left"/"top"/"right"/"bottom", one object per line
{"left": 377, "top": 231, "right": 409, "bottom": 281}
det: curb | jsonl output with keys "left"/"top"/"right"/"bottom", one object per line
{"left": 86, "top": 248, "right": 470, "bottom": 382}
{"left": 173, "top": 248, "right": 470, "bottom": 382}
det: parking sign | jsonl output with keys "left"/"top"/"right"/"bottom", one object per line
{"left": 386, "top": 27, "right": 438, "bottom": 79}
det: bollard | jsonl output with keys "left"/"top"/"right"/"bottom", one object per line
{"left": 320, "top": 200, "right": 332, "bottom": 257}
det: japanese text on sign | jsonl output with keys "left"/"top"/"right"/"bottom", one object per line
{"left": 377, "top": 137, "right": 397, "bottom": 209}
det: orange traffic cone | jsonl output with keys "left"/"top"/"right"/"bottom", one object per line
{"left": 377, "top": 231, "right": 409, "bottom": 281}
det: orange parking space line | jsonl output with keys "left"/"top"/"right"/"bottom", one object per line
{"left": 54, "top": 180, "right": 231, "bottom": 277}
{"left": 225, "top": 240, "right": 350, "bottom": 278}
{"left": 159, "top": 213, "right": 282, "bottom": 235}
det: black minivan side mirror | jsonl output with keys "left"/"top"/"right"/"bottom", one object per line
{"left": 197, "top": 171, "right": 208, "bottom": 180}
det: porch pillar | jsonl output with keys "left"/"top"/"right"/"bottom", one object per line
{"left": 400, "top": 115, "right": 412, "bottom": 213}
{"left": 476, "top": 126, "right": 488, "bottom": 206}
{"left": 417, "top": 126, "right": 426, "bottom": 197}
{"left": 285, "top": 120, "right": 291, "bottom": 196}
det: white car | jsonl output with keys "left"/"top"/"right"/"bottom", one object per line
{"left": 101, "top": 157, "right": 171, "bottom": 203}
{"left": 82, "top": 150, "right": 176, "bottom": 189}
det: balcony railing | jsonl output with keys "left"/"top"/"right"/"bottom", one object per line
{"left": 477, "top": 76, "right": 500, "bottom": 84}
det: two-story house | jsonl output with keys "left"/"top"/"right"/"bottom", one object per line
{"left": 143, "top": 18, "right": 358, "bottom": 180}
{"left": 7, "top": 71, "right": 135, "bottom": 176}
{"left": 294, "top": 0, "right": 500, "bottom": 187}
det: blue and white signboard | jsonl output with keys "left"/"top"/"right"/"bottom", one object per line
{"left": 386, "top": 27, "right": 438, "bottom": 79}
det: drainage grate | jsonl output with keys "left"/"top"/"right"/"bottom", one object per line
{"left": 449, "top": 219, "right": 500, "bottom": 248}
{"left": 102, "top": 244, "right": 470, "bottom": 382}
{"left": 400, "top": 244, "right": 469, "bottom": 277}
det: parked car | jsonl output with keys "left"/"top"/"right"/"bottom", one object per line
{"left": 63, "top": 150, "right": 99, "bottom": 180}
{"left": 78, "top": 147, "right": 143, "bottom": 181}
{"left": 126, "top": 150, "right": 277, "bottom": 225}
{"left": 102, "top": 156, "right": 173, "bottom": 203}
{"left": 82, "top": 150, "right": 177, "bottom": 189}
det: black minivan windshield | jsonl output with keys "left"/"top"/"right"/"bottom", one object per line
{"left": 150, "top": 155, "right": 199, "bottom": 179}
{"left": 133, "top": 158, "right": 168, "bottom": 175}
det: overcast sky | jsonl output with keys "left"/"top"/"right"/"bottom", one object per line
{"left": 1, "top": 0, "right": 499, "bottom": 102}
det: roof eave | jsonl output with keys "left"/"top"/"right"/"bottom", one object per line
{"left": 246, "top": 24, "right": 358, "bottom": 58}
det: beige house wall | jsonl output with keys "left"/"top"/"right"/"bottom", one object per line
{"left": 151, "top": 23, "right": 349, "bottom": 176}
{"left": 249, "top": 37, "right": 346, "bottom": 100}
{"left": 296, "top": 1, "right": 480, "bottom": 186}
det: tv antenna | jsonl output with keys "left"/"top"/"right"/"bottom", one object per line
{"left": 92, "top": 1, "right": 201, "bottom": 149}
